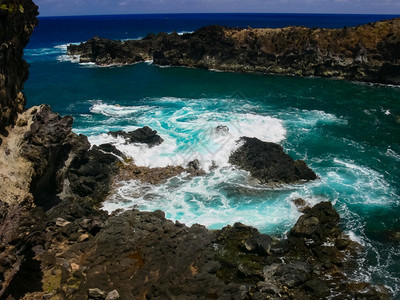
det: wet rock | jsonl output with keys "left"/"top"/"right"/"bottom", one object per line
{"left": 187, "top": 159, "right": 201, "bottom": 172}
{"left": 292, "top": 198, "right": 308, "bottom": 212}
{"left": 186, "top": 159, "right": 206, "bottom": 177}
{"left": 289, "top": 201, "right": 340, "bottom": 243}
{"left": 109, "top": 126, "right": 163, "bottom": 147}
{"left": 215, "top": 125, "right": 229, "bottom": 135}
{"left": 229, "top": 137, "right": 317, "bottom": 184}
{"left": 114, "top": 162, "right": 185, "bottom": 185}
{"left": 97, "top": 143, "right": 126, "bottom": 159}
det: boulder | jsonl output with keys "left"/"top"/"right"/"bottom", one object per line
{"left": 215, "top": 125, "right": 229, "bottom": 135}
{"left": 229, "top": 137, "right": 317, "bottom": 184}
{"left": 109, "top": 126, "right": 163, "bottom": 147}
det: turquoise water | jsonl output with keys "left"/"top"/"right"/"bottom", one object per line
{"left": 25, "top": 14, "right": 400, "bottom": 295}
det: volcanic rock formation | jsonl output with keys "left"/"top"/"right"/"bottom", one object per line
{"left": 68, "top": 18, "right": 400, "bottom": 85}
{"left": 229, "top": 137, "right": 317, "bottom": 184}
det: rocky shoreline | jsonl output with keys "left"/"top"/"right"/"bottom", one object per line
{"left": 68, "top": 18, "right": 400, "bottom": 85}
{"left": 0, "top": 1, "right": 393, "bottom": 299}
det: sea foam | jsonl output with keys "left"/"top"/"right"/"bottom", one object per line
{"left": 86, "top": 99, "right": 286, "bottom": 170}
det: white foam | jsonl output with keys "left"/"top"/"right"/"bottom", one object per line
{"left": 347, "top": 231, "right": 365, "bottom": 246}
{"left": 177, "top": 31, "right": 194, "bottom": 35}
{"left": 90, "top": 102, "right": 152, "bottom": 117}
{"left": 102, "top": 168, "right": 301, "bottom": 232}
{"left": 386, "top": 148, "right": 400, "bottom": 161}
{"left": 86, "top": 100, "right": 286, "bottom": 170}
{"left": 281, "top": 108, "right": 347, "bottom": 128}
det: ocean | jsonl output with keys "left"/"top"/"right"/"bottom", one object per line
{"left": 24, "top": 13, "right": 400, "bottom": 295}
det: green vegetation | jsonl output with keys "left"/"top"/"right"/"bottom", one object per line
{"left": 0, "top": 3, "right": 24, "bottom": 13}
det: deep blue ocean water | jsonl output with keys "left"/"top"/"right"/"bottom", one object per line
{"left": 24, "top": 14, "right": 400, "bottom": 295}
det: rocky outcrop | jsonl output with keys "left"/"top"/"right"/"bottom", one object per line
{"left": 109, "top": 126, "right": 164, "bottom": 147}
{"left": 0, "top": 0, "right": 38, "bottom": 140}
{"left": 4, "top": 201, "right": 388, "bottom": 299}
{"left": 68, "top": 36, "right": 153, "bottom": 65}
{"left": 69, "top": 18, "right": 400, "bottom": 85}
{"left": 114, "top": 163, "right": 186, "bottom": 185}
{"left": 0, "top": 105, "right": 122, "bottom": 297}
{"left": 229, "top": 137, "right": 317, "bottom": 184}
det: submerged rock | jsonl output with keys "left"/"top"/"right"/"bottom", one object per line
{"left": 108, "top": 126, "right": 163, "bottom": 147}
{"left": 215, "top": 125, "right": 230, "bottom": 135}
{"left": 229, "top": 137, "right": 317, "bottom": 184}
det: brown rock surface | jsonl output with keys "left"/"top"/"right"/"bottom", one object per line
{"left": 69, "top": 18, "right": 400, "bottom": 84}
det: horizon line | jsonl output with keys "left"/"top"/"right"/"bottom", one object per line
{"left": 37, "top": 12, "right": 400, "bottom": 18}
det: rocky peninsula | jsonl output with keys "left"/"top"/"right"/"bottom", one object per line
{"left": 68, "top": 18, "right": 400, "bottom": 85}
{"left": 0, "top": 2, "right": 393, "bottom": 299}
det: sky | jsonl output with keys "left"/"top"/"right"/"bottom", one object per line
{"left": 35, "top": 0, "right": 400, "bottom": 17}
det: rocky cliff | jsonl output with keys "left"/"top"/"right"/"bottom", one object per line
{"left": 0, "top": 0, "right": 38, "bottom": 140}
{"left": 0, "top": 2, "right": 393, "bottom": 299}
{"left": 69, "top": 18, "right": 400, "bottom": 84}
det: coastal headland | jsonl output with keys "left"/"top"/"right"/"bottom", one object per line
{"left": 68, "top": 18, "right": 400, "bottom": 85}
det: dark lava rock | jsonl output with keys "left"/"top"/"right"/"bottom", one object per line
{"left": 0, "top": 0, "right": 38, "bottom": 135}
{"left": 289, "top": 201, "right": 340, "bottom": 243}
{"left": 215, "top": 125, "right": 229, "bottom": 135}
{"left": 18, "top": 106, "right": 122, "bottom": 204}
{"left": 229, "top": 137, "right": 317, "bottom": 184}
{"left": 69, "top": 19, "right": 400, "bottom": 85}
{"left": 67, "top": 144, "right": 120, "bottom": 201}
{"left": 303, "top": 278, "right": 330, "bottom": 297}
{"left": 97, "top": 143, "right": 126, "bottom": 159}
{"left": 67, "top": 36, "right": 152, "bottom": 66}
{"left": 274, "top": 261, "right": 312, "bottom": 288}
{"left": 109, "top": 126, "right": 163, "bottom": 147}
{"left": 187, "top": 159, "right": 201, "bottom": 172}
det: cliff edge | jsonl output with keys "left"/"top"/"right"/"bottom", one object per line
{"left": 0, "top": 0, "right": 38, "bottom": 139}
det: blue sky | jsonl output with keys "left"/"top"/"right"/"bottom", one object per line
{"left": 35, "top": 0, "right": 400, "bottom": 16}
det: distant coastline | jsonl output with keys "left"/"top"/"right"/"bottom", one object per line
{"left": 68, "top": 17, "right": 400, "bottom": 85}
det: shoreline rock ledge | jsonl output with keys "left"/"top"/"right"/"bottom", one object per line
{"left": 68, "top": 18, "right": 400, "bottom": 85}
